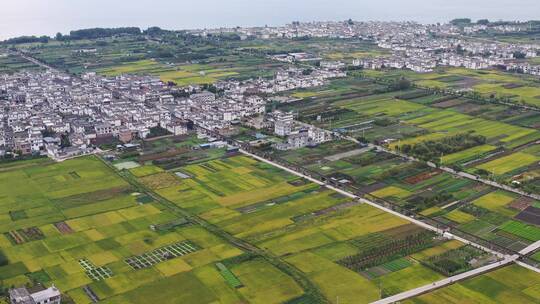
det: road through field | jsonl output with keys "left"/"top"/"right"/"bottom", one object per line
{"left": 371, "top": 241, "right": 540, "bottom": 304}
{"left": 239, "top": 148, "right": 540, "bottom": 303}
{"left": 240, "top": 149, "right": 508, "bottom": 258}
{"left": 370, "top": 255, "right": 518, "bottom": 304}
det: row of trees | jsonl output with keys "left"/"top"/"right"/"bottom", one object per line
{"left": 450, "top": 18, "right": 490, "bottom": 26}
{"left": 57, "top": 27, "right": 142, "bottom": 40}
{"left": 2, "top": 27, "right": 143, "bottom": 45}
{"left": 424, "top": 246, "right": 482, "bottom": 276}
{"left": 2, "top": 35, "right": 50, "bottom": 44}
{"left": 339, "top": 232, "right": 434, "bottom": 271}
{"left": 404, "top": 191, "right": 453, "bottom": 212}
{"left": 398, "top": 132, "right": 487, "bottom": 162}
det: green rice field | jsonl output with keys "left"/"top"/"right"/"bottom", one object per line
{"left": 0, "top": 156, "right": 304, "bottom": 304}
{"left": 405, "top": 265, "right": 540, "bottom": 303}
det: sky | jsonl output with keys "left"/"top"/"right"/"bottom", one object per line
{"left": 1, "top": 0, "right": 539, "bottom": 40}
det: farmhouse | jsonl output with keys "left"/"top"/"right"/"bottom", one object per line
{"left": 9, "top": 285, "right": 61, "bottom": 304}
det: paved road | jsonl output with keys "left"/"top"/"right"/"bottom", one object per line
{"left": 371, "top": 255, "right": 519, "bottom": 304}
{"left": 241, "top": 149, "right": 508, "bottom": 258}
{"left": 18, "top": 52, "right": 60, "bottom": 72}
{"left": 519, "top": 240, "right": 540, "bottom": 256}
{"left": 370, "top": 242, "right": 540, "bottom": 304}
{"left": 239, "top": 149, "right": 540, "bottom": 303}
{"left": 441, "top": 200, "right": 461, "bottom": 209}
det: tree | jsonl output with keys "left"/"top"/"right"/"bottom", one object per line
{"left": 145, "top": 26, "right": 165, "bottom": 36}
{"left": 357, "top": 136, "right": 369, "bottom": 144}
{"left": 302, "top": 68, "right": 313, "bottom": 75}
{"left": 146, "top": 126, "right": 172, "bottom": 138}
{"left": 450, "top": 18, "right": 472, "bottom": 26}
{"left": 2, "top": 35, "right": 49, "bottom": 44}
{"left": 513, "top": 51, "right": 526, "bottom": 59}
{"left": 477, "top": 19, "right": 490, "bottom": 25}
{"left": 41, "top": 128, "right": 55, "bottom": 138}
{"left": 456, "top": 44, "right": 465, "bottom": 55}
{"left": 392, "top": 78, "right": 411, "bottom": 91}
{"left": 475, "top": 168, "right": 490, "bottom": 177}
{"left": 67, "top": 27, "right": 141, "bottom": 40}
{"left": 60, "top": 133, "right": 71, "bottom": 148}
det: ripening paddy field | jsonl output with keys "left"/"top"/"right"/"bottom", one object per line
{"left": 97, "top": 59, "right": 236, "bottom": 85}
{"left": 405, "top": 265, "right": 540, "bottom": 304}
{"left": 325, "top": 88, "right": 540, "bottom": 157}
{"left": 97, "top": 57, "right": 281, "bottom": 85}
{"left": 3, "top": 153, "right": 540, "bottom": 303}
{"left": 369, "top": 67, "right": 540, "bottom": 107}
{"left": 0, "top": 156, "right": 306, "bottom": 304}
{"left": 311, "top": 83, "right": 540, "bottom": 185}
{"left": 150, "top": 154, "right": 512, "bottom": 303}
{"left": 391, "top": 108, "right": 540, "bottom": 150}
{"left": 160, "top": 161, "right": 422, "bottom": 303}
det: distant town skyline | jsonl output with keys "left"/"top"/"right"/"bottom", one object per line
{"left": 1, "top": 0, "right": 540, "bottom": 40}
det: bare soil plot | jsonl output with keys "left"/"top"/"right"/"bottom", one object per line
{"left": 54, "top": 221, "right": 74, "bottom": 234}
{"left": 515, "top": 206, "right": 540, "bottom": 226}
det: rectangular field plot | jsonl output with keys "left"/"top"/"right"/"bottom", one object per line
{"left": 441, "top": 145, "right": 497, "bottom": 165}
{"left": 125, "top": 241, "right": 200, "bottom": 270}
{"left": 86, "top": 267, "right": 113, "bottom": 281}
{"left": 382, "top": 258, "right": 413, "bottom": 272}
{"left": 113, "top": 161, "right": 140, "bottom": 170}
{"left": 476, "top": 152, "right": 540, "bottom": 176}
{"left": 471, "top": 191, "right": 518, "bottom": 217}
{"left": 404, "top": 264, "right": 540, "bottom": 303}
{"left": 216, "top": 262, "right": 243, "bottom": 288}
{"left": 499, "top": 220, "right": 540, "bottom": 242}
{"left": 4, "top": 227, "right": 45, "bottom": 245}
{"left": 79, "top": 259, "right": 113, "bottom": 281}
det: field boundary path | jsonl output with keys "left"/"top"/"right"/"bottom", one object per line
{"left": 239, "top": 148, "right": 540, "bottom": 303}
{"left": 324, "top": 147, "right": 372, "bottom": 161}
{"left": 97, "top": 155, "right": 330, "bottom": 303}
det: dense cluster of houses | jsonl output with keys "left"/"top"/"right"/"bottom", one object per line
{"left": 346, "top": 22, "right": 540, "bottom": 73}
{"left": 0, "top": 58, "right": 347, "bottom": 159}
{"left": 191, "top": 20, "right": 540, "bottom": 75}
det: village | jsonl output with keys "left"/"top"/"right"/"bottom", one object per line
{"left": 0, "top": 57, "right": 343, "bottom": 160}
{"left": 193, "top": 20, "right": 540, "bottom": 74}
{"left": 3, "top": 12, "right": 540, "bottom": 304}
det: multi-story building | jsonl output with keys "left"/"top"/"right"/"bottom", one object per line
{"left": 274, "top": 112, "right": 294, "bottom": 136}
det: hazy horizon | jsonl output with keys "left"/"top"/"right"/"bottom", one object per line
{"left": 1, "top": 0, "right": 540, "bottom": 40}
